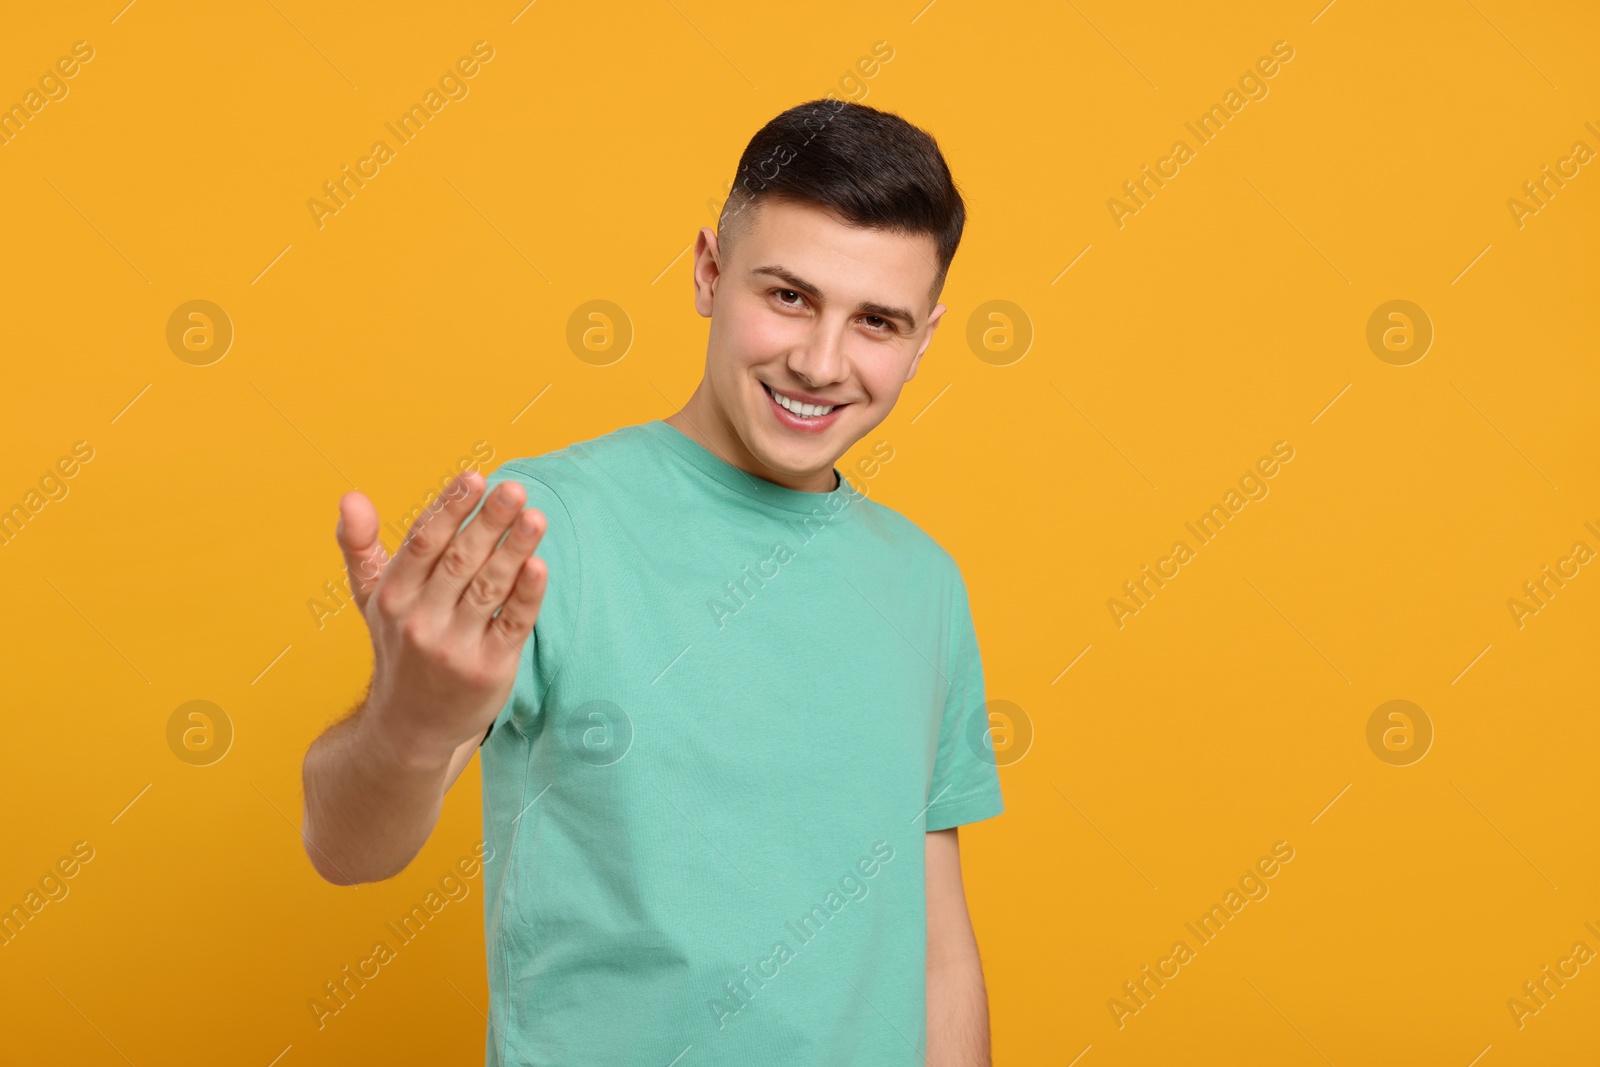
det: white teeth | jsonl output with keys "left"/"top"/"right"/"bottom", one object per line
{"left": 768, "top": 385, "right": 836, "bottom": 418}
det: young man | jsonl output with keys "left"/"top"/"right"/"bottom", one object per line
{"left": 300, "top": 99, "right": 1003, "bottom": 1065}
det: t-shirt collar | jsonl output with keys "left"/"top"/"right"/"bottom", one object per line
{"left": 643, "top": 419, "right": 863, "bottom": 517}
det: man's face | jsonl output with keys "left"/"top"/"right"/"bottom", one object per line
{"left": 684, "top": 197, "right": 947, "bottom": 492}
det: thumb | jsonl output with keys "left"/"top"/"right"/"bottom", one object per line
{"left": 336, "top": 491, "right": 389, "bottom": 611}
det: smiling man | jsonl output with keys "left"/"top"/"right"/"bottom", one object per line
{"left": 300, "top": 99, "right": 1004, "bottom": 1066}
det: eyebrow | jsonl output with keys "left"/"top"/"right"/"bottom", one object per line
{"left": 750, "top": 264, "right": 919, "bottom": 331}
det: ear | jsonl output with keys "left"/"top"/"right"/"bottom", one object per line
{"left": 905, "top": 301, "right": 947, "bottom": 382}
{"left": 692, "top": 226, "right": 722, "bottom": 318}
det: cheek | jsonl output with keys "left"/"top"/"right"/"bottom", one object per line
{"left": 851, "top": 353, "right": 910, "bottom": 405}
{"left": 721, "top": 301, "right": 797, "bottom": 362}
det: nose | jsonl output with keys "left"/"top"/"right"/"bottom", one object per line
{"left": 787, "top": 322, "right": 849, "bottom": 390}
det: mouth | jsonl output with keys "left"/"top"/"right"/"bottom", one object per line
{"left": 762, "top": 382, "right": 848, "bottom": 435}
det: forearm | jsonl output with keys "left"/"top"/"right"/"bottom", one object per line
{"left": 927, "top": 953, "right": 991, "bottom": 1066}
{"left": 300, "top": 700, "right": 455, "bottom": 885}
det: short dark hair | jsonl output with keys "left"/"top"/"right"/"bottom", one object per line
{"left": 717, "top": 99, "right": 966, "bottom": 304}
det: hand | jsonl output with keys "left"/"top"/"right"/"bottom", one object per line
{"left": 334, "top": 471, "right": 549, "bottom": 766}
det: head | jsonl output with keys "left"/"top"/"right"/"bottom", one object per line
{"left": 669, "top": 99, "right": 965, "bottom": 492}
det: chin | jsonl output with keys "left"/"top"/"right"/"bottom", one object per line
{"left": 751, "top": 423, "right": 838, "bottom": 472}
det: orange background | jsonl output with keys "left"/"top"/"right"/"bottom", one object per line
{"left": 2, "top": 1, "right": 1597, "bottom": 1064}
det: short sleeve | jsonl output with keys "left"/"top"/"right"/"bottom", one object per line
{"left": 924, "top": 564, "right": 1005, "bottom": 831}
{"left": 461, "top": 461, "right": 582, "bottom": 745}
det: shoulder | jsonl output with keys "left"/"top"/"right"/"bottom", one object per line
{"left": 851, "top": 490, "right": 963, "bottom": 582}
{"left": 486, "top": 421, "right": 655, "bottom": 505}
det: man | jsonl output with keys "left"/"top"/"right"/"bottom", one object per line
{"left": 300, "top": 98, "right": 1003, "bottom": 1065}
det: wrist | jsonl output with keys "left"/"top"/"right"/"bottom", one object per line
{"left": 360, "top": 696, "right": 459, "bottom": 775}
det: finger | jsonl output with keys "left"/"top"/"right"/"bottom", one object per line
{"left": 417, "top": 477, "right": 527, "bottom": 613}
{"left": 381, "top": 471, "right": 486, "bottom": 604}
{"left": 335, "top": 491, "right": 389, "bottom": 611}
{"left": 452, "top": 506, "right": 547, "bottom": 634}
{"left": 482, "top": 556, "right": 548, "bottom": 663}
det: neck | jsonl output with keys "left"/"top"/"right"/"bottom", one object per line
{"left": 665, "top": 380, "right": 837, "bottom": 493}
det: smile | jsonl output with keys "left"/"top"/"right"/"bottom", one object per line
{"left": 761, "top": 382, "right": 848, "bottom": 435}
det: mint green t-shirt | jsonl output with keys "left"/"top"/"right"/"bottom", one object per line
{"left": 474, "top": 419, "right": 1003, "bottom": 1066}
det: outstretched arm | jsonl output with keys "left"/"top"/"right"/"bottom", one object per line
{"left": 927, "top": 827, "right": 991, "bottom": 1067}
{"left": 300, "top": 470, "right": 549, "bottom": 885}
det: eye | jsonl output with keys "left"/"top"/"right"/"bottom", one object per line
{"left": 862, "top": 315, "right": 892, "bottom": 333}
{"left": 773, "top": 289, "right": 807, "bottom": 309}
